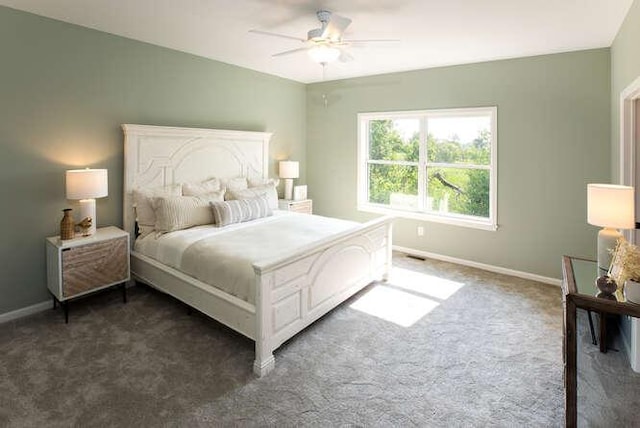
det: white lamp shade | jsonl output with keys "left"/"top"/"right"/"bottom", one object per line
{"left": 279, "top": 161, "right": 299, "bottom": 179}
{"left": 307, "top": 46, "right": 340, "bottom": 63}
{"left": 587, "top": 183, "right": 635, "bottom": 229}
{"left": 66, "top": 169, "right": 108, "bottom": 200}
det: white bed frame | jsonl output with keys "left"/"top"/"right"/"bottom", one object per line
{"left": 123, "top": 124, "right": 393, "bottom": 376}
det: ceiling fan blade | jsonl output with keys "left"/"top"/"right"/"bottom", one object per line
{"left": 272, "top": 47, "right": 309, "bottom": 58}
{"left": 341, "top": 39, "right": 400, "bottom": 44}
{"left": 249, "top": 29, "right": 306, "bottom": 43}
{"left": 321, "top": 13, "right": 352, "bottom": 41}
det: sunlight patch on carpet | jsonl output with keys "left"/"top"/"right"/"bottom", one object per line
{"left": 350, "top": 267, "right": 465, "bottom": 327}
{"left": 388, "top": 267, "right": 465, "bottom": 300}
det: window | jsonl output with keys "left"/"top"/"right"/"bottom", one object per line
{"left": 357, "top": 107, "right": 497, "bottom": 230}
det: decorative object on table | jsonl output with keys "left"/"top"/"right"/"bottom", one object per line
{"left": 587, "top": 183, "right": 635, "bottom": 274}
{"left": 293, "top": 184, "right": 307, "bottom": 201}
{"left": 66, "top": 168, "right": 108, "bottom": 236}
{"left": 595, "top": 275, "right": 617, "bottom": 295}
{"left": 76, "top": 217, "right": 93, "bottom": 236}
{"left": 279, "top": 160, "right": 299, "bottom": 200}
{"left": 60, "top": 208, "right": 75, "bottom": 240}
{"left": 608, "top": 239, "right": 640, "bottom": 302}
{"left": 596, "top": 291, "right": 617, "bottom": 300}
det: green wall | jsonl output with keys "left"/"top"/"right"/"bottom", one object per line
{"left": 306, "top": 49, "right": 611, "bottom": 279}
{"left": 0, "top": 6, "right": 306, "bottom": 314}
{"left": 611, "top": 0, "right": 640, "bottom": 179}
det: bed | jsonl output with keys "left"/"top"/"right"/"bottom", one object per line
{"left": 123, "top": 124, "right": 393, "bottom": 376}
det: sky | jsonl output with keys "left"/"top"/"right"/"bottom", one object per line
{"left": 393, "top": 116, "right": 490, "bottom": 144}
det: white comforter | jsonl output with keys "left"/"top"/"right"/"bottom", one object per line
{"left": 134, "top": 212, "right": 358, "bottom": 304}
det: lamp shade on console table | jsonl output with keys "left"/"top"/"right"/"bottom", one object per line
{"left": 587, "top": 183, "right": 635, "bottom": 273}
{"left": 279, "top": 160, "right": 299, "bottom": 201}
{"left": 66, "top": 169, "right": 108, "bottom": 236}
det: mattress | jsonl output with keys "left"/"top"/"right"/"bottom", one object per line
{"left": 134, "top": 211, "right": 359, "bottom": 304}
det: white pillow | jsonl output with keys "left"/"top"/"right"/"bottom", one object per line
{"left": 222, "top": 177, "right": 248, "bottom": 192}
{"left": 226, "top": 185, "right": 278, "bottom": 210}
{"left": 152, "top": 191, "right": 224, "bottom": 234}
{"left": 133, "top": 184, "right": 182, "bottom": 236}
{"left": 182, "top": 177, "right": 222, "bottom": 196}
{"left": 210, "top": 196, "right": 272, "bottom": 227}
{"left": 248, "top": 177, "right": 279, "bottom": 188}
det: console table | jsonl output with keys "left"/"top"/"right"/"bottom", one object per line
{"left": 561, "top": 256, "right": 640, "bottom": 427}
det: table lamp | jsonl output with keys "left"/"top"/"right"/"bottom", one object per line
{"left": 66, "top": 168, "right": 108, "bottom": 236}
{"left": 587, "top": 183, "right": 635, "bottom": 273}
{"left": 279, "top": 160, "right": 299, "bottom": 200}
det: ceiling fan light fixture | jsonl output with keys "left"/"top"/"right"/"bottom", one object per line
{"left": 308, "top": 45, "right": 341, "bottom": 63}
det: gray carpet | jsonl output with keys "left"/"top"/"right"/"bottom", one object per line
{"left": 0, "top": 253, "right": 638, "bottom": 427}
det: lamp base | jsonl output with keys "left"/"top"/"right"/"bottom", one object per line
{"left": 597, "top": 227, "right": 622, "bottom": 274}
{"left": 284, "top": 179, "right": 294, "bottom": 200}
{"left": 79, "top": 198, "right": 97, "bottom": 236}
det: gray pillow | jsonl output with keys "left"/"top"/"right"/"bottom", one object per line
{"left": 210, "top": 196, "right": 272, "bottom": 227}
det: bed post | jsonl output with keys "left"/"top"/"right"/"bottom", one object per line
{"left": 253, "top": 271, "right": 275, "bottom": 376}
{"left": 382, "top": 219, "right": 393, "bottom": 281}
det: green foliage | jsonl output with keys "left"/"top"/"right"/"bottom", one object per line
{"left": 369, "top": 164, "right": 417, "bottom": 205}
{"left": 368, "top": 119, "right": 491, "bottom": 218}
{"left": 369, "top": 120, "right": 419, "bottom": 162}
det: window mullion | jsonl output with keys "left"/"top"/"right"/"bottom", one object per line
{"left": 418, "top": 116, "right": 427, "bottom": 212}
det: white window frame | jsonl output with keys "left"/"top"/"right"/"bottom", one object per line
{"left": 357, "top": 107, "right": 498, "bottom": 231}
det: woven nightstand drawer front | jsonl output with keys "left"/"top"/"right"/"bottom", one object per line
{"left": 289, "top": 200, "right": 312, "bottom": 214}
{"left": 62, "top": 236, "right": 128, "bottom": 297}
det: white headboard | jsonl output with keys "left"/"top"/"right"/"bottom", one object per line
{"left": 122, "top": 124, "right": 272, "bottom": 242}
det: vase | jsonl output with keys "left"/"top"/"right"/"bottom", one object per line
{"left": 625, "top": 279, "right": 640, "bottom": 304}
{"left": 60, "top": 208, "right": 75, "bottom": 240}
{"left": 596, "top": 275, "right": 617, "bottom": 295}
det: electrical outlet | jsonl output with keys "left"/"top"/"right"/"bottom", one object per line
{"left": 417, "top": 226, "right": 424, "bottom": 236}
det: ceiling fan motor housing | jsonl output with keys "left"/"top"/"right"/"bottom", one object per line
{"left": 307, "top": 28, "right": 323, "bottom": 41}
{"left": 316, "top": 10, "right": 331, "bottom": 24}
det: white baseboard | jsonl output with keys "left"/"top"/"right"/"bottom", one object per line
{"left": 0, "top": 300, "right": 50, "bottom": 324}
{"left": 393, "top": 245, "right": 562, "bottom": 287}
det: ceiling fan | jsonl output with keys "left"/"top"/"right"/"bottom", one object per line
{"left": 250, "top": 10, "right": 399, "bottom": 65}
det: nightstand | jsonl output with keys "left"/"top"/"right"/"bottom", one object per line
{"left": 278, "top": 199, "right": 313, "bottom": 214}
{"left": 46, "top": 226, "right": 130, "bottom": 323}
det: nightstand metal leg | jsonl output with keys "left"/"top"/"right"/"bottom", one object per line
{"left": 52, "top": 295, "right": 57, "bottom": 310}
{"left": 122, "top": 283, "right": 127, "bottom": 304}
{"left": 62, "top": 301, "right": 69, "bottom": 324}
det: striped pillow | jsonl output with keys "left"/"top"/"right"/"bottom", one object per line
{"left": 152, "top": 191, "right": 224, "bottom": 233}
{"left": 210, "top": 196, "right": 272, "bottom": 227}
{"left": 226, "top": 185, "right": 278, "bottom": 210}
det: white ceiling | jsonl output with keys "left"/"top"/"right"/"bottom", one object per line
{"left": 0, "top": 0, "right": 633, "bottom": 83}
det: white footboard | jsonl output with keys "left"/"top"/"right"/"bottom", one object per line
{"left": 252, "top": 216, "right": 393, "bottom": 376}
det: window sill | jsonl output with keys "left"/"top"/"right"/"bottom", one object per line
{"left": 358, "top": 204, "right": 498, "bottom": 231}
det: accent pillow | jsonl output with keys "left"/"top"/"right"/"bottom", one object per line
{"left": 133, "top": 184, "right": 182, "bottom": 236}
{"left": 182, "top": 177, "right": 222, "bottom": 196}
{"left": 248, "top": 177, "right": 280, "bottom": 188}
{"left": 222, "top": 177, "right": 248, "bottom": 192}
{"left": 210, "top": 196, "right": 272, "bottom": 227}
{"left": 226, "top": 185, "right": 278, "bottom": 210}
{"left": 152, "top": 191, "right": 224, "bottom": 233}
